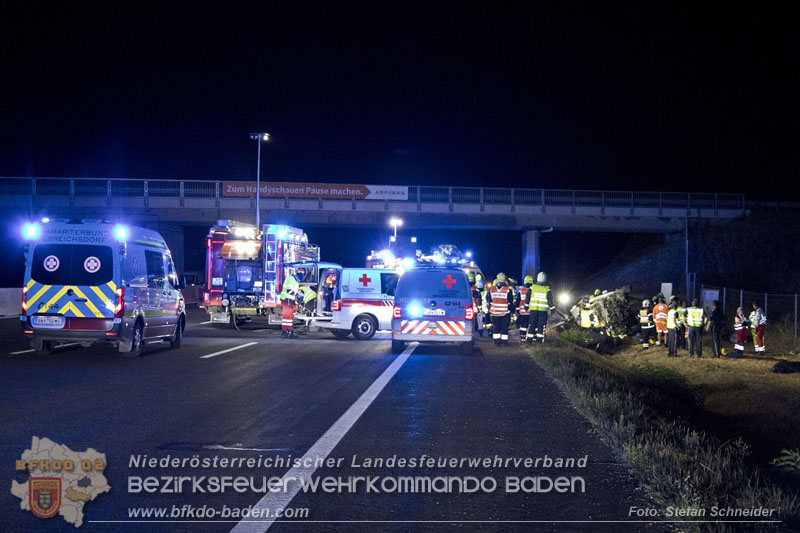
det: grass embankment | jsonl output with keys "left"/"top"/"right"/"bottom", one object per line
{"left": 527, "top": 338, "right": 800, "bottom": 531}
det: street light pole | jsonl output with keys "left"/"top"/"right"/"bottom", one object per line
{"left": 250, "top": 132, "right": 270, "bottom": 230}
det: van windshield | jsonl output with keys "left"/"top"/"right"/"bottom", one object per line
{"left": 31, "top": 244, "right": 114, "bottom": 286}
{"left": 396, "top": 270, "right": 469, "bottom": 301}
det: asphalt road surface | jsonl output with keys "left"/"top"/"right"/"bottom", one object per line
{"left": 0, "top": 309, "right": 655, "bottom": 532}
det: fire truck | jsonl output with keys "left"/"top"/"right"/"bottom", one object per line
{"left": 203, "top": 220, "right": 325, "bottom": 326}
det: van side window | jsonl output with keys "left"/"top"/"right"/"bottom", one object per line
{"left": 380, "top": 273, "right": 399, "bottom": 296}
{"left": 145, "top": 250, "right": 166, "bottom": 288}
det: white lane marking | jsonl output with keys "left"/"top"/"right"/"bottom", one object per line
{"left": 9, "top": 342, "right": 80, "bottom": 356}
{"left": 231, "top": 342, "right": 418, "bottom": 533}
{"left": 197, "top": 320, "right": 213, "bottom": 325}
{"left": 200, "top": 342, "right": 258, "bottom": 359}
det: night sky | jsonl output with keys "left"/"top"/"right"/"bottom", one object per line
{"left": 1, "top": 4, "right": 797, "bottom": 285}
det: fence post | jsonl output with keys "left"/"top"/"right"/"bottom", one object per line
{"left": 764, "top": 293, "right": 768, "bottom": 316}
{"left": 739, "top": 290, "right": 743, "bottom": 310}
{"left": 723, "top": 287, "right": 726, "bottom": 311}
{"left": 795, "top": 294, "right": 798, "bottom": 347}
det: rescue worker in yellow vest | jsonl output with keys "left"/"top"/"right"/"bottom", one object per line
{"left": 639, "top": 299, "right": 656, "bottom": 349}
{"left": 279, "top": 271, "right": 299, "bottom": 339}
{"left": 297, "top": 284, "right": 318, "bottom": 316}
{"left": 517, "top": 275, "right": 533, "bottom": 343}
{"left": 579, "top": 298, "right": 593, "bottom": 330}
{"left": 488, "top": 273, "right": 515, "bottom": 346}
{"left": 526, "top": 272, "right": 554, "bottom": 344}
{"left": 676, "top": 300, "right": 688, "bottom": 350}
{"left": 686, "top": 298, "right": 706, "bottom": 357}
{"left": 666, "top": 302, "right": 679, "bottom": 357}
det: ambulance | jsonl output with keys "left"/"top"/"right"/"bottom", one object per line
{"left": 20, "top": 218, "right": 185, "bottom": 357}
{"left": 319, "top": 267, "right": 399, "bottom": 340}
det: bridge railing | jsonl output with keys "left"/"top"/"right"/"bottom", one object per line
{"left": 0, "top": 177, "right": 745, "bottom": 213}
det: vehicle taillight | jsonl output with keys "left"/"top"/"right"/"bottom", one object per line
{"left": 393, "top": 306, "right": 401, "bottom": 319}
{"left": 465, "top": 306, "right": 474, "bottom": 320}
{"left": 114, "top": 287, "right": 125, "bottom": 318}
{"left": 203, "top": 291, "right": 209, "bottom": 302}
{"left": 332, "top": 300, "right": 341, "bottom": 312}
{"left": 21, "top": 286, "right": 28, "bottom": 315}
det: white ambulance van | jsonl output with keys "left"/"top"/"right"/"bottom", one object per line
{"left": 20, "top": 219, "right": 185, "bottom": 357}
{"left": 320, "top": 267, "right": 398, "bottom": 340}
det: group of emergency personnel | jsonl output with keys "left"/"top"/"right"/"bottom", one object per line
{"left": 634, "top": 294, "right": 768, "bottom": 358}
{"left": 277, "top": 269, "right": 319, "bottom": 339}
{"left": 467, "top": 271, "right": 555, "bottom": 346}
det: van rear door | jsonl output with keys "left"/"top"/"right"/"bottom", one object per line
{"left": 26, "top": 244, "right": 116, "bottom": 322}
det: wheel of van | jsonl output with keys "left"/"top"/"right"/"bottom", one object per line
{"left": 33, "top": 339, "right": 54, "bottom": 356}
{"left": 122, "top": 322, "right": 144, "bottom": 358}
{"left": 352, "top": 314, "right": 377, "bottom": 340}
{"left": 391, "top": 339, "right": 405, "bottom": 354}
{"left": 170, "top": 317, "right": 184, "bottom": 349}
{"left": 460, "top": 340, "right": 474, "bottom": 356}
{"left": 331, "top": 329, "right": 351, "bottom": 339}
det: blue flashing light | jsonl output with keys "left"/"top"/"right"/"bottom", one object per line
{"left": 113, "top": 225, "right": 130, "bottom": 242}
{"left": 465, "top": 251, "right": 473, "bottom": 258}
{"left": 277, "top": 228, "right": 289, "bottom": 239}
{"left": 407, "top": 302, "right": 424, "bottom": 318}
{"left": 41, "top": 217, "right": 50, "bottom": 223}
{"left": 22, "top": 222, "right": 41, "bottom": 240}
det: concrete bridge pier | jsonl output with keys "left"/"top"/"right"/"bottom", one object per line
{"left": 521, "top": 229, "right": 540, "bottom": 279}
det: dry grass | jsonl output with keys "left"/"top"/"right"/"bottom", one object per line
{"left": 603, "top": 338, "right": 800, "bottom": 459}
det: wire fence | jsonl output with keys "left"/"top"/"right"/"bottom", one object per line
{"left": 701, "top": 284, "right": 799, "bottom": 347}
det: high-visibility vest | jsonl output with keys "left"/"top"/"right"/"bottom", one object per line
{"left": 676, "top": 307, "right": 686, "bottom": 326}
{"left": 667, "top": 309, "right": 677, "bottom": 329}
{"left": 490, "top": 286, "right": 511, "bottom": 315}
{"left": 734, "top": 316, "right": 746, "bottom": 331}
{"left": 279, "top": 275, "right": 299, "bottom": 301}
{"left": 518, "top": 287, "right": 531, "bottom": 315}
{"left": 687, "top": 307, "right": 704, "bottom": 327}
{"left": 749, "top": 311, "right": 756, "bottom": 329}
{"left": 301, "top": 286, "right": 317, "bottom": 304}
{"left": 653, "top": 303, "right": 668, "bottom": 324}
{"left": 754, "top": 308, "right": 767, "bottom": 325}
{"left": 639, "top": 308, "right": 654, "bottom": 327}
{"left": 528, "top": 284, "right": 550, "bottom": 312}
{"left": 580, "top": 309, "right": 592, "bottom": 328}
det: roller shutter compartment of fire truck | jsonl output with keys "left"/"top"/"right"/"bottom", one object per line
{"left": 202, "top": 220, "right": 323, "bottom": 329}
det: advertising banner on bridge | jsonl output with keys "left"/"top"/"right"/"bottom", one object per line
{"left": 222, "top": 181, "right": 408, "bottom": 201}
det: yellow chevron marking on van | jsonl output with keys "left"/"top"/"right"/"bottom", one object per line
{"left": 26, "top": 279, "right": 36, "bottom": 290}
{"left": 107, "top": 281, "right": 117, "bottom": 293}
{"left": 41, "top": 286, "right": 70, "bottom": 312}
{"left": 25, "top": 284, "right": 52, "bottom": 309}
{"left": 72, "top": 287, "right": 103, "bottom": 317}
{"left": 60, "top": 301, "right": 84, "bottom": 318}
{"left": 91, "top": 286, "right": 109, "bottom": 303}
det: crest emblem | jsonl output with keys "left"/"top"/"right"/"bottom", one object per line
{"left": 29, "top": 478, "right": 61, "bottom": 519}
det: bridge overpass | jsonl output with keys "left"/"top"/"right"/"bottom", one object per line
{"left": 0, "top": 177, "right": 746, "bottom": 276}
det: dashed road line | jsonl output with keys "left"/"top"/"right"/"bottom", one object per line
{"left": 200, "top": 342, "right": 259, "bottom": 359}
{"left": 230, "top": 342, "right": 418, "bottom": 532}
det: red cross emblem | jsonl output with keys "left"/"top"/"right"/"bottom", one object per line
{"left": 84, "top": 256, "right": 101, "bottom": 273}
{"left": 43, "top": 255, "right": 60, "bottom": 272}
{"left": 358, "top": 274, "right": 372, "bottom": 287}
{"left": 442, "top": 274, "right": 457, "bottom": 289}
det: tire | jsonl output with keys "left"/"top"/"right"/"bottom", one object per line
{"left": 351, "top": 314, "right": 377, "bottom": 340}
{"left": 170, "top": 317, "right": 184, "bottom": 349}
{"left": 331, "top": 329, "right": 351, "bottom": 339}
{"left": 391, "top": 339, "right": 405, "bottom": 354}
{"left": 121, "top": 322, "right": 144, "bottom": 358}
{"left": 460, "top": 340, "right": 474, "bottom": 356}
{"left": 33, "top": 339, "right": 54, "bottom": 356}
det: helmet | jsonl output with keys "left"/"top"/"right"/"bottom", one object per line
{"left": 475, "top": 273, "right": 483, "bottom": 281}
{"left": 495, "top": 272, "right": 507, "bottom": 283}
{"left": 467, "top": 272, "right": 475, "bottom": 282}
{"left": 594, "top": 289, "right": 601, "bottom": 296}
{"left": 642, "top": 299, "right": 650, "bottom": 308}
{"left": 536, "top": 272, "right": 547, "bottom": 284}
{"left": 509, "top": 277, "right": 517, "bottom": 286}
{"left": 524, "top": 275, "right": 534, "bottom": 284}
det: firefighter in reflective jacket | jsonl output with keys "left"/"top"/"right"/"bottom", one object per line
{"left": 686, "top": 299, "right": 706, "bottom": 357}
{"left": 579, "top": 298, "right": 593, "bottom": 329}
{"left": 468, "top": 272, "right": 483, "bottom": 336}
{"left": 488, "top": 273, "right": 515, "bottom": 346}
{"left": 297, "top": 285, "right": 317, "bottom": 316}
{"left": 279, "top": 271, "right": 299, "bottom": 339}
{"left": 639, "top": 299, "right": 655, "bottom": 349}
{"left": 526, "top": 272, "right": 554, "bottom": 344}
{"left": 517, "top": 275, "right": 533, "bottom": 343}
